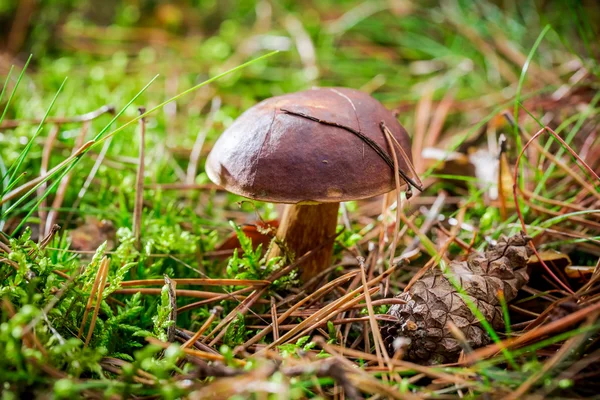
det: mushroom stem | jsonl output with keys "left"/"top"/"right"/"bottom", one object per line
{"left": 268, "top": 202, "right": 340, "bottom": 282}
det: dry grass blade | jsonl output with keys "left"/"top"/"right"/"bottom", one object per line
{"left": 504, "top": 112, "right": 600, "bottom": 200}
{"left": 133, "top": 108, "right": 146, "bottom": 251}
{"left": 444, "top": 8, "right": 518, "bottom": 83}
{"left": 462, "top": 299, "right": 600, "bottom": 364}
{"left": 187, "top": 97, "right": 220, "bottom": 185}
{"left": 357, "top": 257, "right": 391, "bottom": 369}
{"left": 37, "top": 124, "right": 60, "bottom": 236}
{"left": 497, "top": 134, "right": 512, "bottom": 220}
{"left": 206, "top": 286, "right": 268, "bottom": 346}
{"left": 404, "top": 191, "right": 446, "bottom": 254}
{"left": 381, "top": 122, "right": 404, "bottom": 295}
{"left": 489, "top": 26, "right": 560, "bottom": 85}
{"left": 0, "top": 241, "right": 11, "bottom": 254}
{"left": 412, "top": 85, "right": 433, "bottom": 173}
{"left": 182, "top": 307, "right": 222, "bottom": 349}
{"left": 425, "top": 89, "right": 454, "bottom": 148}
{"left": 143, "top": 183, "right": 220, "bottom": 190}
{"left": 120, "top": 278, "right": 270, "bottom": 287}
{"left": 284, "top": 14, "right": 318, "bottom": 80}
{"left": 259, "top": 267, "right": 397, "bottom": 352}
{"left": 521, "top": 186, "right": 599, "bottom": 214}
{"left": 0, "top": 104, "right": 114, "bottom": 129}
{"left": 447, "top": 320, "right": 474, "bottom": 357}
{"left": 242, "top": 270, "right": 359, "bottom": 350}
{"left": 112, "top": 287, "right": 269, "bottom": 303}
{"left": 4, "top": 3, "right": 600, "bottom": 397}
{"left": 68, "top": 136, "right": 113, "bottom": 220}
{"left": 540, "top": 348, "right": 600, "bottom": 397}
{"left": 77, "top": 257, "right": 105, "bottom": 339}
{"left": 191, "top": 232, "right": 341, "bottom": 346}
{"left": 283, "top": 360, "right": 361, "bottom": 399}
{"left": 250, "top": 315, "right": 397, "bottom": 330}
{"left": 84, "top": 256, "right": 109, "bottom": 347}
{"left": 270, "top": 297, "right": 279, "bottom": 342}
{"left": 187, "top": 364, "right": 278, "bottom": 399}
{"left": 384, "top": 122, "right": 424, "bottom": 190}
{"left": 524, "top": 202, "right": 600, "bottom": 230}
{"left": 319, "top": 340, "right": 473, "bottom": 384}
{"left": 1, "top": 140, "right": 95, "bottom": 205}
{"left": 45, "top": 121, "right": 89, "bottom": 235}
{"left": 512, "top": 126, "right": 589, "bottom": 294}
{"left": 147, "top": 336, "right": 246, "bottom": 365}
{"left": 507, "top": 311, "right": 600, "bottom": 400}
{"left": 316, "top": 337, "right": 436, "bottom": 399}
{"left": 403, "top": 220, "right": 458, "bottom": 293}
{"left": 100, "top": 358, "right": 157, "bottom": 385}
{"left": 36, "top": 223, "right": 61, "bottom": 253}
{"left": 177, "top": 287, "right": 259, "bottom": 314}
{"left": 261, "top": 286, "right": 379, "bottom": 351}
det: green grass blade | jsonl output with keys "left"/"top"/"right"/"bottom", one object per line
{"left": 94, "top": 50, "right": 280, "bottom": 146}
{"left": 2, "top": 171, "right": 28, "bottom": 195}
{"left": 0, "top": 75, "right": 156, "bottom": 219}
{"left": 442, "top": 263, "right": 518, "bottom": 369}
{"left": 524, "top": 94, "right": 600, "bottom": 197}
{"left": 512, "top": 25, "right": 551, "bottom": 184}
{"left": 539, "top": 209, "right": 600, "bottom": 229}
{"left": 5, "top": 78, "right": 68, "bottom": 189}
{"left": 0, "top": 65, "right": 15, "bottom": 195}
{"left": 10, "top": 162, "right": 75, "bottom": 236}
{"left": 91, "top": 75, "right": 160, "bottom": 142}
{"left": 498, "top": 291, "right": 512, "bottom": 337}
{"left": 569, "top": 2, "right": 594, "bottom": 61}
{"left": 3, "top": 51, "right": 280, "bottom": 228}
{"left": 0, "top": 65, "right": 14, "bottom": 108}
{"left": 0, "top": 55, "right": 32, "bottom": 126}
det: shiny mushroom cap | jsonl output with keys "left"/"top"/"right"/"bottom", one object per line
{"left": 206, "top": 87, "right": 414, "bottom": 204}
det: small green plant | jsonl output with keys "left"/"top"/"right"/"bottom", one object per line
{"left": 223, "top": 312, "right": 249, "bottom": 346}
{"left": 225, "top": 221, "right": 297, "bottom": 288}
{"left": 151, "top": 282, "right": 174, "bottom": 342}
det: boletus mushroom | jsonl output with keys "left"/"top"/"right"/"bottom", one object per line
{"left": 206, "top": 87, "right": 420, "bottom": 282}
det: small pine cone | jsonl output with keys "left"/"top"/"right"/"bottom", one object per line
{"left": 382, "top": 233, "right": 532, "bottom": 364}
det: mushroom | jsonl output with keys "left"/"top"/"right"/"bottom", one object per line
{"left": 206, "top": 87, "right": 419, "bottom": 282}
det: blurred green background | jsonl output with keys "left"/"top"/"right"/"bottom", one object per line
{"left": 0, "top": 0, "right": 598, "bottom": 238}
{"left": 0, "top": 0, "right": 597, "bottom": 232}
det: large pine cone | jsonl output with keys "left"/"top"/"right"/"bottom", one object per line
{"left": 382, "top": 233, "right": 532, "bottom": 364}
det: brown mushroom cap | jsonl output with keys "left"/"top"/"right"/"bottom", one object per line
{"left": 206, "top": 87, "right": 413, "bottom": 204}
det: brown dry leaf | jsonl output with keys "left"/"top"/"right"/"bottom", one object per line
{"left": 527, "top": 249, "right": 596, "bottom": 281}
{"left": 421, "top": 147, "right": 474, "bottom": 178}
{"left": 69, "top": 217, "right": 116, "bottom": 252}
{"left": 495, "top": 133, "right": 515, "bottom": 219}
{"left": 382, "top": 233, "right": 532, "bottom": 364}
{"left": 564, "top": 266, "right": 595, "bottom": 280}
{"left": 528, "top": 250, "right": 572, "bottom": 269}
{"left": 215, "top": 220, "right": 278, "bottom": 255}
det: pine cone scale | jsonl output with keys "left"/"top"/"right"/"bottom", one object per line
{"left": 382, "top": 233, "right": 532, "bottom": 364}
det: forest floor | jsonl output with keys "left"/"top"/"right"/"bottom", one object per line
{"left": 1, "top": 1, "right": 599, "bottom": 398}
